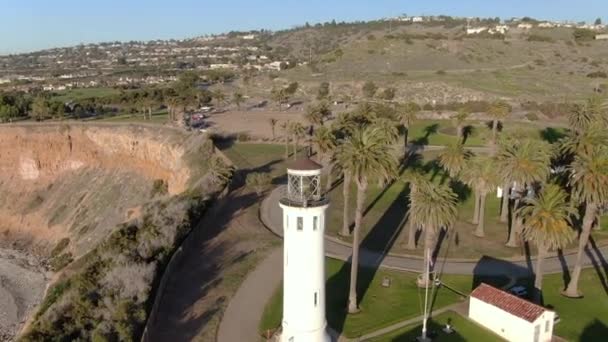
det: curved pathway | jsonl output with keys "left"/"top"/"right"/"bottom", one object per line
{"left": 263, "top": 187, "right": 608, "bottom": 277}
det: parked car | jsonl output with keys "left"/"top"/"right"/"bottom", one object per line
{"left": 509, "top": 285, "right": 528, "bottom": 297}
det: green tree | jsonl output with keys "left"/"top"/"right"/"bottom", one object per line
{"left": 246, "top": 172, "right": 272, "bottom": 195}
{"left": 281, "top": 120, "right": 291, "bottom": 159}
{"left": 497, "top": 139, "right": 552, "bottom": 247}
{"left": 317, "top": 82, "right": 330, "bottom": 100}
{"left": 336, "top": 124, "right": 398, "bottom": 313}
{"left": 396, "top": 102, "right": 419, "bottom": 157}
{"left": 518, "top": 183, "right": 576, "bottom": 301}
{"left": 233, "top": 91, "right": 244, "bottom": 109}
{"left": 452, "top": 107, "right": 470, "bottom": 141}
{"left": 402, "top": 169, "right": 432, "bottom": 249}
{"left": 271, "top": 86, "right": 287, "bottom": 110}
{"left": 288, "top": 122, "right": 306, "bottom": 159}
{"left": 269, "top": 118, "right": 278, "bottom": 140}
{"left": 362, "top": 81, "right": 378, "bottom": 99}
{"left": 595, "top": 17, "right": 602, "bottom": 26}
{"left": 208, "top": 155, "right": 234, "bottom": 185}
{"left": 438, "top": 142, "right": 471, "bottom": 179}
{"left": 409, "top": 182, "right": 458, "bottom": 288}
{"left": 31, "top": 96, "right": 50, "bottom": 121}
{"left": 563, "top": 145, "right": 608, "bottom": 297}
{"left": 305, "top": 101, "right": 331, "bottom": 128}
{"left": 488, "top": 101, "right": 511, "bottom": 146}
{"left": 311, "top": 126, "right": 337, "bottom": 190}
{"left": 461, "top": 156, "right": 500, "bottom": 237}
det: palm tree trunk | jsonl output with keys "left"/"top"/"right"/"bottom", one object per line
{"left": 348, "top": 180, "right": 367, "bottom": 313}
{"left": 472, "top": 191, "right": 481, "bottom": 224}
{"left": 292, "top": 136, "right": 298, "bottom": 160}
{"left": 341, "top": 171, "right": 352, "bottom": 236}
{"left": 500, "top": 182, "right": 510, "bottom": 223}
{"left": 457, "top": 124, "right": 463, "bottom": 140}
{"left": 492, "top": 119, "right": 498, "bottom": 145}
{"left": 564, "top": 202, "right": 598, "bottom": 297}
{"left": 284, "top": 136, "right": 289, "bottom": 160}
{"left": 506, "top": 184, "right": 521, "bottom": 247}
{"left": 421, "top": 225, "right": 435, "bottom": 286}
{"left": 475, "top": 193, "right": 487, "bottom": 237}
{"left": 534, "top": 243, "right": 546, "bottom": 303}
{"left": 406, "top": 220, "right": 417, "bottom": 250}
{"left": 325, "top": 163, "right": 334, "bottom": 192}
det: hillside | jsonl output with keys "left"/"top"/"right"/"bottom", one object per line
{"left": 0, "top": 123, "right": 224, "bottom": 341}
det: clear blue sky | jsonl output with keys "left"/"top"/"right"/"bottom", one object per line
{"left": 1, "top": 0, "right": 606, "bottom": 54}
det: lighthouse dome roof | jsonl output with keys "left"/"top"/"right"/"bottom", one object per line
{"left": 287, "top": 158, "right": 323, "bottom": 171}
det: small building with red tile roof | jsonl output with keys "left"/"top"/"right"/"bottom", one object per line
{"left": 469, "top": 283, "right": 555, "bottom": 342}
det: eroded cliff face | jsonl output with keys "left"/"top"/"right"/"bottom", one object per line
{"left": 0, "top": 123, "right": 204, "bottom": 256}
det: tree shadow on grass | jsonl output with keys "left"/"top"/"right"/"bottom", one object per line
{"left": 411, "top": 123, "right": 439, "bottom": 147}
{"left": 462, "top": 125, "right": 475, "bottom": 145}
{"left": 581, "top": 319, "right": 608, "bottom": 341}
{"left": 326, "top": 185, "right": 410, "bottom": 335}
{"left": 539, "top": 127, "right": 567, "bottom": 144}
{"left": 585, "top": 237, "right": 608, "bottom": 295}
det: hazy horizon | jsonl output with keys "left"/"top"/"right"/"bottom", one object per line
{"left": 1, "top": 0, "right": 607, "bottom": 55}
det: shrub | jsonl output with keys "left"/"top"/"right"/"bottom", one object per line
{"left": 150, "top": 179, "right": 168, "bottom": 197}
{"left": 527, "top": 34, "right": 554, "bottom": 43}
{"left": 51, "top": 238, "right": 70, "bottom": 258}
{"left": 50, "top": 252, "right": 73, "bottom": 271}
{"left": 436, "top": 70, "right": 447, "bottom": 75}
{"left": 525, "top": 112, "right": 540, "bottom": 121}
{"left": 362, "top": 81, "right": 378, "bottom": 98}
{"left": 246, "top": 172, "right": 272, "bottom": 195}
{"left": 587, "top": 71, "right": 608, "bottom": 78}
{"left": 573, "top": 28, "right": 596, "bottom": 41}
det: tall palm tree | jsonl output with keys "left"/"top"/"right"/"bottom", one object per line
{"left": 563, "top": 146, "right": 608, "bottom": 297}
{"left": 269, "top": 118, "right": 278, "bottom": 140}
{"left": 438, "top": 142, "right": 470, "bottom": 179}
{"left": 488, "top": 101, "right": 510, "bottom": 146}
{"left": 336, "top": 125, "right": 398, "bottom": 313}
{"left": 289, "top": 122, "right": 306, "bottom": 160}
{"left": 568, "top": 97, "right": 602, "bottom": 135}
{"left": 402, "top": 169, "right": 432, "bottom": 249}
{"left": 396, "top": 102, "right": 419, "bottom": 157}
{"left": 461, "top": 156, "right": 499, "bottom": 237}
{"left": 497, "top": 139, "right": 552, "bottom": 247}
{"left": 207, "top": 155, "right": 234, "bottom": 186}
{"left": 312, "top": 126, "right": 337, "bottom": 190}
{"left": 409, "top": 182, "right": 458, "bottom": 286}
{"left": 452, "top": 107, "right": 470, "bottom": 142}
{"left": 280, "top": 121, "right": 291, "bottom": 159}
{"left": 518, "top": 183, "right": 576, "bottom": 301}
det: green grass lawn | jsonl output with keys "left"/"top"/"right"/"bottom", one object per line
{"left": 367, "top": 311, "right": 505, "bottom": 342}
{"left": 51, "top": 87, "right": 120, "bottom": 102}
{"left": 259, "top": 258, "right": 508, "bottom": 338}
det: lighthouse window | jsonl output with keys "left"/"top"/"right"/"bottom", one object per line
{"left": 314, "top": 292, "right": 318, "bottom": 306}
{"left": 313, "top": 216, "right": 318, "bottom": 231}
{"left": 297, "top": 217, "right": 303, "bottom": 231}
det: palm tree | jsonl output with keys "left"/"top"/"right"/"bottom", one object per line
{"left": 336, "top": 125, "right": 398, "bottom": 313}
{"left": 497, "top": 139, "right": 552, "bottom": 247}
{"left": 409, "top": 182, "right": 458, "bottom": 285}
{"left": 207, "top": 155, "right": 234, "bottom": 185}
{"left": 452, "top": 107, "right": 470, "bottom": 142}
{"left": 305, "top": 101, "right": 331, "bottom": 128}
{"left": 233, "top": 91, "right": 244, "bottom": 109}
{"left": 437, "top": 142, "right": 470, "bottom": 179}
{"left": 289, "top": 122, "right": 307, "bottom": 160}
{"left": 402, "top": 169, "right": 432, "bottom": 249}
{"left": 461, "top": 156, "right": 499, "bottom": 237}
{"left": 312, "top": 126, "right": 337, "bottom": 190}
{"left": 269, "top": 118, "right": 278, "bottom": 140}
{"left": 518, "top": 183, "right": 576, "bottom": 301}
{"left": 568, "top": 97, "right": 603, "bottom": 134}
{"left": 396, "top": 102, "right": 419, "bottom": 157}
{"left": 280, "top": 121, "right": 291, "bottom": 159}
{"left": 488, "top": 101, "right": 510, "bottom": 146}
{"left": 563, "top": 146, "right": 608, "bottom": 297}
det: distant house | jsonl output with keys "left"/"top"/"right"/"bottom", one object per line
{"left": 538, "top": 22, "right": 556, "bottom": 28}
{"left": 517, "top": 23, "right": 533, "bottom": 30}
{"left": 489, "top": 25, "right": 509, "bottom": 34}
{"left": 469, "top": 283, "right": 555, "bottom": 342}
{"left": 596, "top": 34, "right": 608, "bottom": 40}
{"left": 411, "top": 16, "right": 424, "bottom": 23}
{"left": 466, "top": 27, "right": 488, "bottom": 35}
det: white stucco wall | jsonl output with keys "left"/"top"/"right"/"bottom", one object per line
{"left": 280, "top": 202, "right": 330, "bottom": 342}
{"left": 469, "top": 297, "right": 554, "bottom": 342}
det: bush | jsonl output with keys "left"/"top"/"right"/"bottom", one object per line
{"left": 525, "top": 112, "right": 540, "bottom": 121}
{"left": 362, "top": 81, "right": 378, "bottom": 98}
{"left": 50, "top": 252, "right": 73, "bottom": 271}
{"left": 151, "top": 179, "right": 168, "bottom": 197}
{"left": 527, "top": 34, "right": 554, "bottom": 43}
{"left": 246, "top": 172, "right": 272, "bottom": 195}
{"left": 573, "top": 28, "right": 596, "bottom": 41}
{"left": 587, "top": 71, "right": 608, "bottom": 78}
{"left": 51, "top": 238, "right": 70, "bottom": 258}
{"left": 436, "top": 70, "right": 447, "bottom": 75}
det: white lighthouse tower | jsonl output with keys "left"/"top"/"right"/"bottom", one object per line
{"left": 279, "top": 159, "right": 331, "bottom": 342}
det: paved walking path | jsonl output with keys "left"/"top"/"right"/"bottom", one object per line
{"left": 217, "top": 247, "right": 283, "bottom": 342}
{"left": 263, "top": 187, "right": 608, "bottom": 277}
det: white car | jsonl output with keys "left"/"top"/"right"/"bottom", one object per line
{"left": 509, "top": 285, "right": 528, "bottom": 297}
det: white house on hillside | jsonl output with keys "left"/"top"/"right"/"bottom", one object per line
{"left": 518, "top": 23, "right": 534, "bottom": 29}
{"left": 466, "top": 27, "right": 488, "bottom": 35}
{"left": 469, "top": 283, "right": 555, "bottom": 342}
